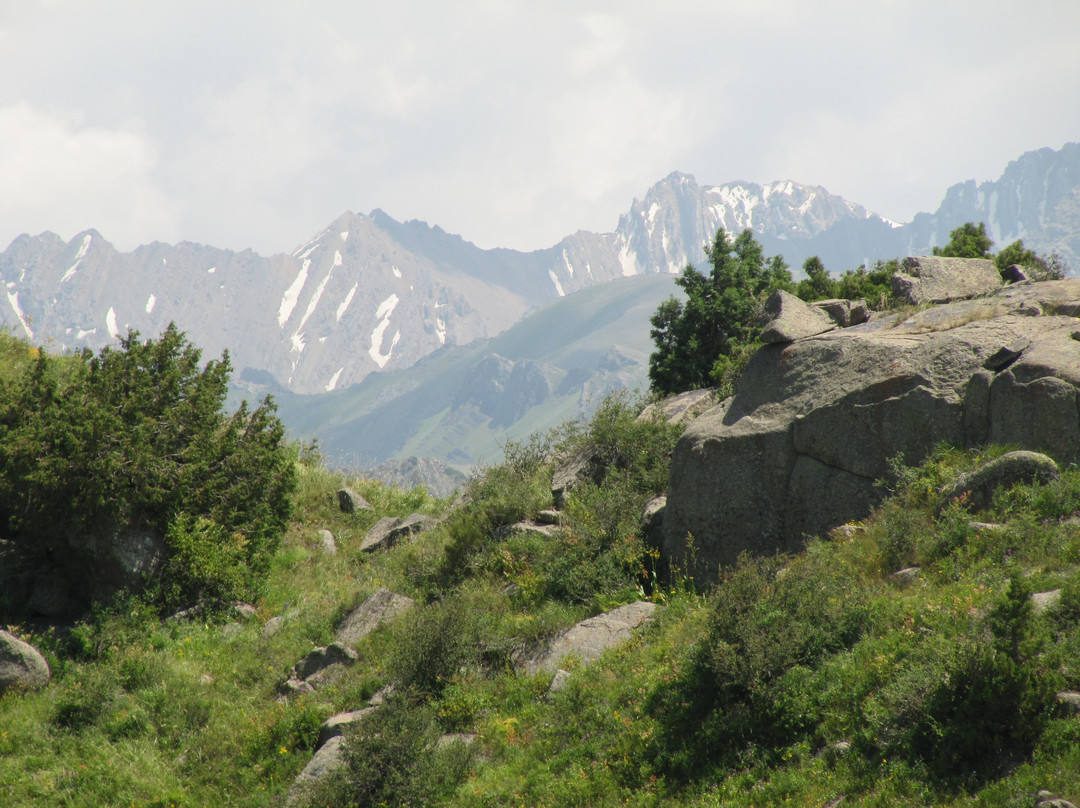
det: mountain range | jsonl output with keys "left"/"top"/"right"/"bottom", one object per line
{"left": 3, "top": 142, "right": 1079, "bottom": 482}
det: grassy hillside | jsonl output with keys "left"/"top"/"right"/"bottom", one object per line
{"left": 2, "top": 329, "right": 1080, "bottom": 806}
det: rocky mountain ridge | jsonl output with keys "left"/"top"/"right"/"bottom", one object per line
{"left": 3, "top": 143, "right": 1077, "bottom": 400}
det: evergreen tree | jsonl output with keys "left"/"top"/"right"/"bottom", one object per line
{"left": 648, "top": 228, "right": 792, "bottom": 396}
{"left": 933, "top": 222, "right": 994, "bottom": 258}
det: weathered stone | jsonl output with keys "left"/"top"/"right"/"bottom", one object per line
{"left": 552, "top": 445, "right": 599, "bottom": 509}
{"left": 317, "top": 707, "right": 376, "bottom": 749}
{"left": 437, "top": 732, "right": 478, "bottom": 748}
{"left": 0, "top": 630, "right": 50, "bottom": 694}
{"left": 522, "top": 601, "right": 658, "bottom": 675}
{"left": 360, "top": 516, "right": 402, "bottom": 553}
{"left": 641, "top": 495, "right": 666, "bottom": 550}
{"left": 317, "top": 529, "right": 337, "bottom": 555}
{"left": 290, "top": 642, "right": 358, "bottom": 689}
{"left": 892, "top": 567, "right": 921, "bottom": 584}
{"left": 1056, "top": 691, "right": 1080, "bottom": 714}
{"left": 547, "top": 668, "right": 573, "bottom": 695}
{"left": 497, "top": 521, "right": 559, "bottom": 539}
{"left": 941, "top": 451, "right": 1060, "bottom": 513}
{"left": 536, "top": 509, "right": 562, "bottom": 525}
{"left": 335, "top": 588, "right": 415, "bottom": 647}
{"left": 1032, "top": 589, "right": 1063, "bottom": 615}
{"left": 386, "top": 513, "right": 433, "bottom": 544}
{"left": 232, "top": 602, "right": 258, "bottom": 620}
{"left": 890, "top": 256, "right": 1002, "bottom": 304}
{"left": 812, "top": 298, "right": 870, "bottom": 328}
{"left": 637, "top": 388, "right": 720, "bottom": 425}
{"left": 262, "top": 615, "right": 286, "bottom": 638}
{"left": 760, "top": 289, "right": 836, "bottom": 344}
{"left": 286, "top": 735, "right": 347, "bottom": 807}
{"left": 337, "top": 487, "right": 373, "bottom": 513}
{"left": 663, "top": 279, "right": 1080, "bottom": 577}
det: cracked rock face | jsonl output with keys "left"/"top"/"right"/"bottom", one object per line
{"left": 663, "top": 279, "right": 1080, "bottom": 579}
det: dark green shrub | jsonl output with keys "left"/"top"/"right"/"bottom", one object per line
{"left": 650, "top": 550, "right": 871, "bottom": 780}
{"left": 0, "top": 325, "right": 296, "bottom": 617}
{"left": 392, "top": 595, "right": 482, "bottom": 700}
{"left": 312, "top": 698, "right": 474, "bottom": 808}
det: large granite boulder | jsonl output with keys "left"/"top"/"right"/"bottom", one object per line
{"left": 890, "top": 256, "right": 1002, "bottom": 304}
{"left": 663, "top": 279, "right": 1080, "bottom": 578}
{"left": 0, "top": 630, "right": 50, "bottom": 694}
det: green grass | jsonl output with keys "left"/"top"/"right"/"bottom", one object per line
{"left": 3, "top": 417, "right": 1080, "bottom": 806}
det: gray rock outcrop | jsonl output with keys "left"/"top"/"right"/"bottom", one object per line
{"left": 318, "top": 529, "right": 337, "bottom": 555}
{"left": 281, "top": 642, "right": 358, "bottom": 694}
{"left": 335, "top": 588, "right": 415, "bottom": 647}
{"left": 941, "top": 450, "right": 1060, "bottom": 512}
{"left": 0, "top": 630, "right": 50, "bottom": 694}
{"left": 890, "top": 256, "right": 1002, "bottom": 304}
{"left": 664, "top": 278, "right": 1080, "bottom": 577}
{"left": 812, "top": 298, "right": 870, "bottom": 328}
{"left": 286, "top": 734, "right": 347, "bottom": 807}
{"left": 522, "top": 601, "right": 658, "bottom": 675}
{"left": 337, "top": 487, "right": 373, "bottom": 513}
{"left": 760, "top": 289, "right": 836, "bottom": 343}
{"left": 359, "top": 513, "right": 433, "bottom": 553}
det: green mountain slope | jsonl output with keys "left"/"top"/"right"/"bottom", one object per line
{"left": 261, "top": 273, "right": 679, "bottom": 470}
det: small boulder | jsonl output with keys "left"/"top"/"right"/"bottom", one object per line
{"left": 0, "top": 630, "right": 50, "bottom": 694}
{"left": 335, "top": 588, "right": 416, "bottom": 647}
{"left": 318, "top": 707, "right": 376, "bottom": 749}
{"left": 811, "top": 298, "right": 870, "bottom": 328}
{"left": 522, "top": 601, "right": 659, "bottom": 675}
{"left": 547, "top": 668, "right": 572, "bottom": 696}
{"left": 760, "top": 289, "right": 836, "bottom": 344}
{"left": 286, "top": 734, "right": 348, "bottom": 807}
{"left": 283, "top": 642, "right": 358, "bottom": 693}
{"left": 536, "top": 509, "right": 561, "bottom": 525}
{"left": 337, "top": 487, "right": 373, "bottom": 514}
{"left": 360, "top": 517, "right": 402, "bottom": 553}
{"left": 1032, "top": 589, "right": 1062, "bottom": 615}
{"left": 386, "top": 513, "right": 434, "bottom": 544}
{"left": 941, "top": 451, "right": 1060, "bottom": 513}
{"left": 318, "top": 529, "right": 337, "bottom": 555}
{"left": 551, "top": 445, "right": 599, "bottom": 509}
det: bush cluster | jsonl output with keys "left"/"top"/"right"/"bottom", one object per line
{"left": 0, "top": 324, "right": 296, "bottom": 617}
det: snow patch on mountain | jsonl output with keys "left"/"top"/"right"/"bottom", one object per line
{"left": 325, "top": 367, "right": 344, "bottom": 391}
{"left": 548, "top": 270, "right": 565, "bottom": 297}
{"left": 145, "top": 294, "right": 156, "bottom": 314}
{"left": 106, "top": 307, "right": 119, "bottom": 339}
{"left": 369, "top": 294, "right": 401, "bottom": 369}
{"left": 278, "top": 258, "right": 311, "bottom": 327}
{"left": 337, "top": 283, "right": 357, "bottom": 322}
{"left": 60, "top": 233, "right": 92, "bottom": 284}
{"left": 6, "top": 290, "right": 32, "bottom": 338}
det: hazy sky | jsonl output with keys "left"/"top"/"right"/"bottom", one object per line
{"left": 2, "top": 1, "right": 1078, "bottom": 256}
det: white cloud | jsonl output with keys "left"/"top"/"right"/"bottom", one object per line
{"left": 0, "top": 1, "right": 1078, "bottom": 255}
{"left": 0, "top": 103, "right": 178, "bottom": 249}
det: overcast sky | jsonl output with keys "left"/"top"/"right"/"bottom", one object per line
{"left": 2, "top": 1, "right": 1078, "bottom": 256}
